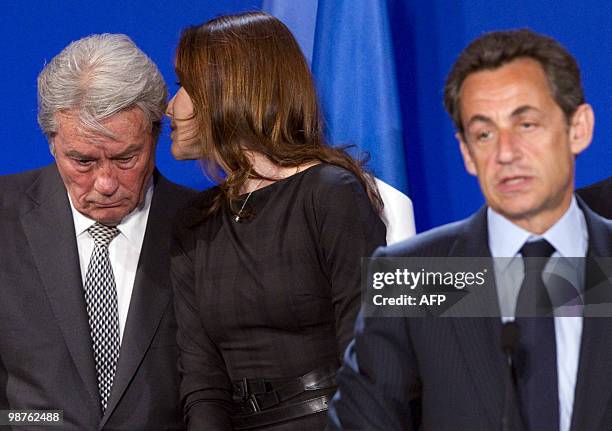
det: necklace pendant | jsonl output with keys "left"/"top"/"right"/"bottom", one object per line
{"left": 234, "top": 178, "right": 263, "bottom": 223}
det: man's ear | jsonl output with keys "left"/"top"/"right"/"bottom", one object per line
{"left": 457, "top": 132, "right": 477, "bottom": 176}
{"left": 569, "top": 103, "right": 594, "bottom": 156}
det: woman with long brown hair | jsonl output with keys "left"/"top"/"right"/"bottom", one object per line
{"left": 168, "top": 11, "right": 386, "bottom": 430}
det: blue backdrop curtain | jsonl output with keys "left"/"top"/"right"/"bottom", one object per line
{"left": 2, "top": 1, "right": 611, "bottom": 231}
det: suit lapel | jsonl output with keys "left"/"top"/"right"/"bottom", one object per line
{"left": 20, "top": 165, "right": 101, "bottom": 414}
{"left": 448, "top": 208, "right": 510, "bottom": 429}
{"left": 570, "top": 200, "right": 612, "bottom": 431}
{"left": 571, "top": 317, "right": 612, "bottom": 431}
{"left": 101, "top": 173, "right": 174, "bottom": 426}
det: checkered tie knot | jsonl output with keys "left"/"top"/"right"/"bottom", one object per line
{"left": 88, "top": 222, "right": 120, "bottom": 247}
{"left": 84, "top": 222, "right": 120, "bottom": 412}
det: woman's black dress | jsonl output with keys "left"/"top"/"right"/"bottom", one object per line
{"left": 171, "top": 164, "right": 387, "bottom": 430}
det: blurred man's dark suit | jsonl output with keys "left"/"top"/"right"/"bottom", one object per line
{"left": 0, "top": 164, "right": 196, "bottom": 430}
{"left": 578, "top": 176, "right": 612, "bottom": 219}
{"left": 328, "top": 198, "right": 612, "bottom": 431}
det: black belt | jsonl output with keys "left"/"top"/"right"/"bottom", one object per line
{"left": 231, "top": 393, "right": 334, "bottom": 430}
{"left": 230, "top": 364, "right": 337, "bottom": 429}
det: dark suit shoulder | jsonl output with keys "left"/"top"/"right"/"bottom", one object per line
{"left": 577, "top": 195, "right": 612, "bottom": 256}
{"left": 0, "top": 166, "right": 43, "bottom": 188}
{"left": 0, "top": 165, "right": 56, "bottom": 210}
{"left": 374, "top": 206, "right": 490, "bottom": 258}
{"left": 377, "top": 218, "right": 469, "bottom": 257}
{"left": 577, "top": 176, "right": 612, "bottom": 219}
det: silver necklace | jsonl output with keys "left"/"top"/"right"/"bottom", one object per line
{"left": 234, "top": 178, "right": 264, "bottom": 222}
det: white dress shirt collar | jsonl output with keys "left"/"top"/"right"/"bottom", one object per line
{"left": 488, "top": 196, "right": 588, "bottom": 261}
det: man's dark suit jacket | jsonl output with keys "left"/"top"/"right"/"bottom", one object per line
{"left": 328, "top": 198, "right": 612, "bottom": 431}
{"left": 0, "top": 164, "right": 196, "bottom": 430}
{"left": 578, "top": 176, "right": 612, "bottom": 219}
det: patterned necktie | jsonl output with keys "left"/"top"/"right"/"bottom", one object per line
{"left": 515, "top": 239, "right": 558, "bottom": 431}
{"left": 84, "top": 222, "right": 121, "bottom": 412}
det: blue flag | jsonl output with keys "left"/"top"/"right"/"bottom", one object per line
{"left": 263, "top": 0, "right": 415, "bottom": 240}
{"left": 311, "top": 0, "right": 408, "bottom": 194}
{"left": 264, "top": 0, "right": 408, "bottom": 194}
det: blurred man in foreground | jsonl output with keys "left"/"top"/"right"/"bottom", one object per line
{"left": 329, "top": 29, "right": 612, "bottom": 431}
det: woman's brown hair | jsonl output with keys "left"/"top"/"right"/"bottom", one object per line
{"left": 175, "top": 11, "right": 382, "bottom": 217}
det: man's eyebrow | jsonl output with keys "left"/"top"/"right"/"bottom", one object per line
{"left": 464, "top": 105, "right": 541, "bottom": 130}
{"left": 465, "top": 114, "right": 493, "bottom": 129}
{"left": 65, "top": 150, "right": 94, "bottom": 159}
{"left": 111, "top": 144, "right": 142, "bottom": 158}
{"left": 511, "top": 105, "right": 540, "bottom": 117}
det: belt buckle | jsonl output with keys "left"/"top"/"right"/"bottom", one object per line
{"left": 247, "top": 393, "right": 262, "bottom": 413}
{"left": 241, "top": 377, "right": 263, "bottom": 413}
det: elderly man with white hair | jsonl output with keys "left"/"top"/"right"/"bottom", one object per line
{"left": 0, "top": 34, "right": 195, "bottom": 430}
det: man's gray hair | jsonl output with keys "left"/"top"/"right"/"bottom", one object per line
{"left": 38, "top": 33, "right": 167, "bottom": 141}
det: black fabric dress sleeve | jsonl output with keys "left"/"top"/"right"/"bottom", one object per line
{"left": 171, "top": 213, "right": 234, "bottom": 431}
{"left": 313, "top": 169, "right": 387, "bottom": 360}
